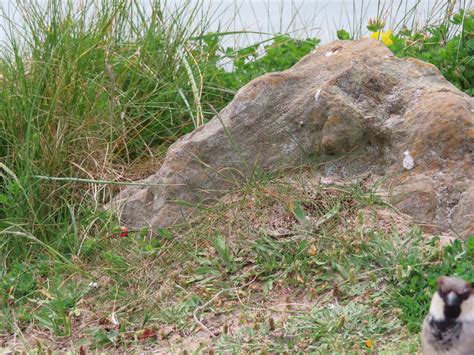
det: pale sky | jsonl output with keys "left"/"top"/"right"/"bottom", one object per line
{"left": 0, "top": 0, "right": 468, "bottom": 48}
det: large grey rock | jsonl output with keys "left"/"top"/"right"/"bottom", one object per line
{"left": 110, "top": 39, "right": 473, "bottom": 238}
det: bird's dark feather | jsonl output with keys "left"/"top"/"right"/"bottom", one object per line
{"left": 426, "top": 315, "right": 463, "bottom": 351}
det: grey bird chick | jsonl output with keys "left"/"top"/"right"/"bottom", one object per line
{"left": 422, "top": 276, "right": 474, "bottom": 355}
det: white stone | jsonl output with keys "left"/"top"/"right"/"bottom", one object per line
{"left": 403, "top": 150, "right": 415, "bottom": 170}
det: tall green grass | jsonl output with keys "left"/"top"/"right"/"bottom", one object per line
{"left": 0, "top": 0, "right": 222, "bottom": 262}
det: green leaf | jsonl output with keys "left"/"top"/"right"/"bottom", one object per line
{"left": 466, "top": 236, "right": 474, "bottom": 258}
{"left": 465, "top": 39, "right": 474, "bottom": 50}
{"left": 336, "top": 29, "right": 351, "bottom": 40}
{"left": 0, "top": 194, "right": 8, "bottom": 204}
{"left": 292, "top": 201, "right": 307, "bottom": 222}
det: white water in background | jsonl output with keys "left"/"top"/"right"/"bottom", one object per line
{"left": 0, "top": 0, "right": 470, "bottom": 49}
{"left": 197, "top": 0, "right": 439, "bottom": 46}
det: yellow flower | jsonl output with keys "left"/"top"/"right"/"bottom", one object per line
{"left": 370, "top": 30, "right": 393, "bottom": 46}
{"left": 381, "top": 30, "right": 394, "bottom": 46}
{"left": 370, "top": 31, "right": 380, "bottom": 40}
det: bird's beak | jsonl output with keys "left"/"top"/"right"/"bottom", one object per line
{"left": 447, "top": 291, "right": 460, "bottom": 306}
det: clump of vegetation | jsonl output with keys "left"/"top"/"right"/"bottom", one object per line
{"left": 390, "top": 9, "right": 474, "bottom": 95}
{"left": 354, "top": 7, "right": 473, "bottom": 95}
{"left": 202, "top": 33, "right": 319, "bottom": 94}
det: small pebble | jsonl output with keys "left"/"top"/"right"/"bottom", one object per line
{"left": 403, "top": 150, "right": 414, "bottom": 170}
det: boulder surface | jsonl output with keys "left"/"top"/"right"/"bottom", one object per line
{"left": 110, "top": 39, "right": 473, "bottom": 238}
